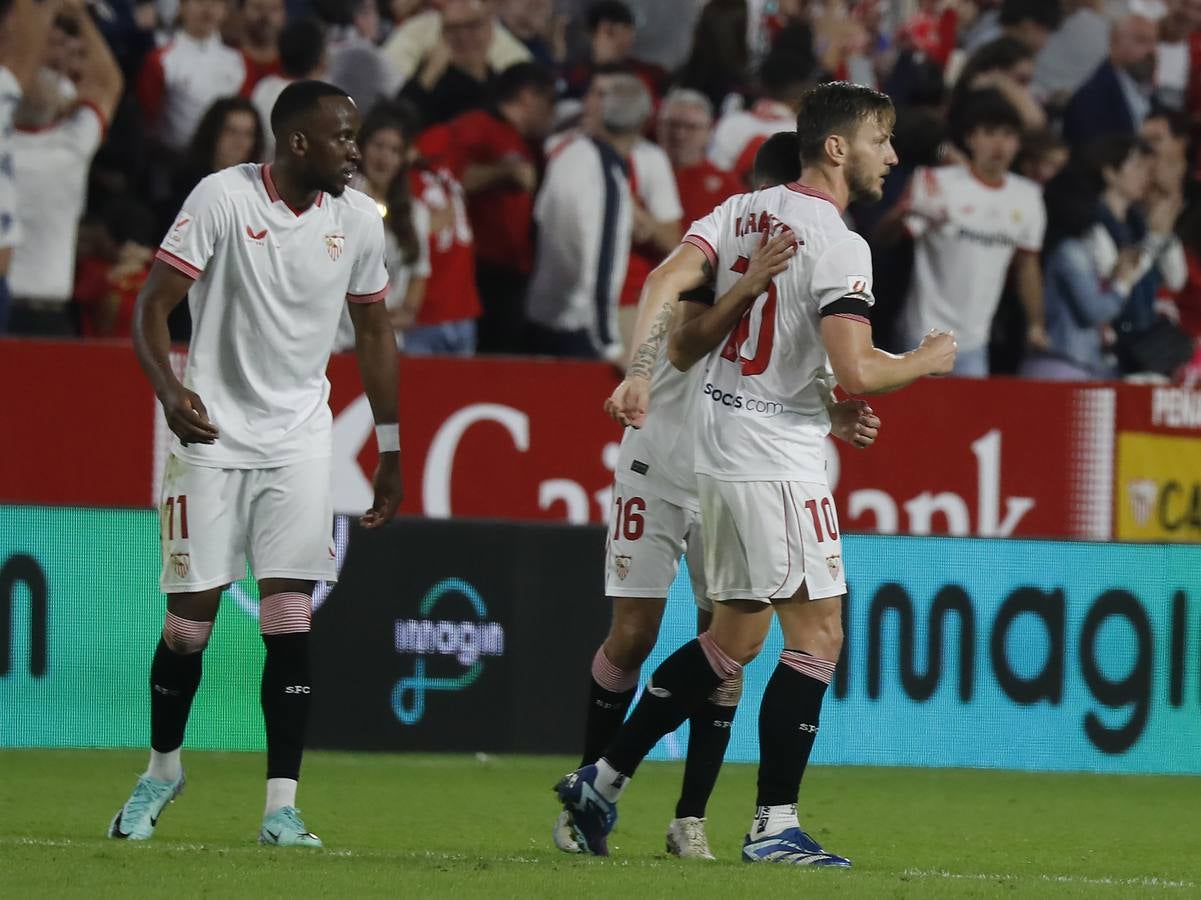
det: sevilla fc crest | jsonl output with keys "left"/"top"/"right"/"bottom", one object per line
{"left": 825, "top": 555, "right": 842, "bottom": 581}
{"left": 614, "top": 554, "right": 632, "bottom": 581}
{"left": 325, "top": 231, "right": 345, "bottom": 261}
{"left": 170, "top": 552, "right": 191, "bottom": 578}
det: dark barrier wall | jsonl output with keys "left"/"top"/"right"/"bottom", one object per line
{"left": 308, "top": 518, "right": 610, "bottom": 754}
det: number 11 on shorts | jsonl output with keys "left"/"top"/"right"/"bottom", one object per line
{"left": 164, "top": 494, "right": 189, "bottom": 540}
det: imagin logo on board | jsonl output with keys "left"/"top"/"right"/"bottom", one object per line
{"left": 390, "top": 578, "right": 505, "bottom": 725}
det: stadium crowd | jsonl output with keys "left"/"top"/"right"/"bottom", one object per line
{"left": 1, "top": 0, "right": 1201, "bottom": 381}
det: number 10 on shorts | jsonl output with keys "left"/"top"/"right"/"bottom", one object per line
{"left": 804, "top": 497, "right": 839, "bottom": 543}
{"left": 163, "top": 494, "right": 190, "bottom": 540}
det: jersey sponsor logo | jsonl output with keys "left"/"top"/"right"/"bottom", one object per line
{"left": 325, "top": 231, "right": 345, "bottom": 261}
{"left": 630, "top": 459, "right": 649, "bottom": 475}
{"left": 954, "top": 225, "right": 1019, "bottom": 248}
{"left": 846, "top": 275, "right": 869, "bottom": 294}
{"left": 702, "top": 382, "right": 784, "bottom": 416}
{"left": 245, "top": 225, "right": 268, "bottom": 242}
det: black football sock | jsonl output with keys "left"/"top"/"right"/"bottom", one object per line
{"left": 675, "top": 697, "right": 736, "bottom": 819}
{"left": 261, "top": 633, "right": 311, "bottom": 781}
{"left": 756, "top": 650, "right": 835, "bottom": 808}
{"left": 603, "top": 635, "right": 740, "bottom": 778}
{"left": 150, "top": 637, "right": 203, "bottom": 753}
{"left": 580, "top": 646, "right": 639, "bottom": 765}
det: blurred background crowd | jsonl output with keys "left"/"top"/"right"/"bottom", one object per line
{"left": 1, "top": 0, "right": 1200, "bottom": 382}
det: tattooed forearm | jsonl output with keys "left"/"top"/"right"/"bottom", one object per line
{"left": 627, "top": 299, "right": 674, "bottom": 380}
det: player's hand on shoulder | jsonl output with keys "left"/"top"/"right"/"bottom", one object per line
{"left": 918, "top": 329, "right": 957, "bottom": 376}
{"left": 361, "top": 457, "right": 403, "bottom": 528}
{"left": 161, "top": 386, "right": 219, "bottom": 446}
{"left": 830, "top": 399, "right": 881, "bottom": 450}
{"left": 604, "top": 376, "right": 650, "bottom": 429}
{"left": 740, "top": 231, "right": 795, "bottom": 296}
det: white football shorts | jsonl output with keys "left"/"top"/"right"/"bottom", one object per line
{"left": 158, "top": 453, "right": 337, "bottom": 592}
{"left": 698, "top": 475, "right": 847, "bottom": 604}
{"left": 604, "top": 480, "right": 708, "bottom": 610}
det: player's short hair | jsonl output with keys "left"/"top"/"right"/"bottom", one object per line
{"left": 951, "top": 88, "right": 1024, "bottom": 144}
{"left": 999, "top": 0, "right": 1061, "bottom": 31}
{"left": 759, "top": 49, "right": 816, "bottom": 100}
{"left": 599, "top": 72, "right": 651, "bottom": 135}
{"left": 494, "top": 62, "right": 557, "bottom": 105}
{"left": 270, "top": 80, "right": 351, "bottom": 139}
{"left": 278, "top": 17, "right": 326, "bottom": 79}
{"left": 795, "top": 81, "right": 894, "bottom": 166}
{"left": 752, "top": 131, "right": 801, "bottom": 189}
{"left": 587, "top": 0, "right": 634, "bottom": 31}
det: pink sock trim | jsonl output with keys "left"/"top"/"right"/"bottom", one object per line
{"left": 698, "top": 631, "right": 742, "bottom": 680}
{"left": 260, "top": 592, "right": 312, "bottom": 635}
{"left": 591, "top": 647, "right": 638, "bottom": 693}
{"left": 163, "top": 611, "right": 213, "bottom": 654}
{"left": 780, "top": 649, "right": 836, "bottom": 684}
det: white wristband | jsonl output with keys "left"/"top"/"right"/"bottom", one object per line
{"left": 375, "top": 423, "right": 400, "bottom": 453}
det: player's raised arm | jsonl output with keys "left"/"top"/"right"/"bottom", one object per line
{"left": 0, "top": 0, "right": 58, "bottom": 91}
{"left": 132, "top": 260, "right": 219, "bottom": 445}
{"left": 668, "top": 230, "right": 795, "bottom": 372}
{"left": 605, "top": 241, "right": 711, "bottom": 427}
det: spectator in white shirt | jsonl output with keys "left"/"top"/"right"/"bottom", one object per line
{"left": 8, "top": 0, "right": 123, "bottom": 336}
{"left": 526, "top": 72, "right": 650, "bottom": 361}
{"left": 137, "top": 0, "right": 247, "bottom": 152}
{"left": 883, "top": 90, "right": 1048, "bottom": 376}
{"left": 251, "top": 17, "right": 326, "bottom": 160}
{"left": 0, "top": 0, "right": 60, "bottom": 333}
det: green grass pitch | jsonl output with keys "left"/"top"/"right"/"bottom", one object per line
{"left": 1, "top": 750, "right": 1197, "bottom": 898}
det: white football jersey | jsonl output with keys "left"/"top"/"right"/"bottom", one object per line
{"left": 900, "top": 164, "right": 1045, "bottom": 351}
{"left": 615, "top": 339, "right": 705, "bottom": 512}
{"left": 157, "top": 163, "right": 388, "bottom": 468}
{"left": 684, "top": 183, "right": 875, "bottom": 483}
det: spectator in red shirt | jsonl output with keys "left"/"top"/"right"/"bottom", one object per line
{"left": 564, "top": 1, "right": 668, "bottom": 102}
{"left": 657, "top": 88, "right": 741, "bottom": 228}
{"left": 137, "top": 0, "right": 248, "bottom": 153}
{"left": 75, "top": 199, "right": 158, "bottom": 339}
{"left": 236, "top": 0, "right": 286, "bottom": 91}
{"left": 416, "top": 61, "right": 556, "bottom": 353}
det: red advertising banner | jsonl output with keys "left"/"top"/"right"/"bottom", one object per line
{"left": 3, "top": 339, "right": 1196, "bottom": 541}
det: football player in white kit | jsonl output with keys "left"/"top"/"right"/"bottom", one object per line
{"left": 555, "top": 83, "right": 957, "bottom": 864}
{"left": 108, "top": 81, "right": 403, "bottom": 848}
{"left": 555, "top": 132, "right": 883, "bottom": 859}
